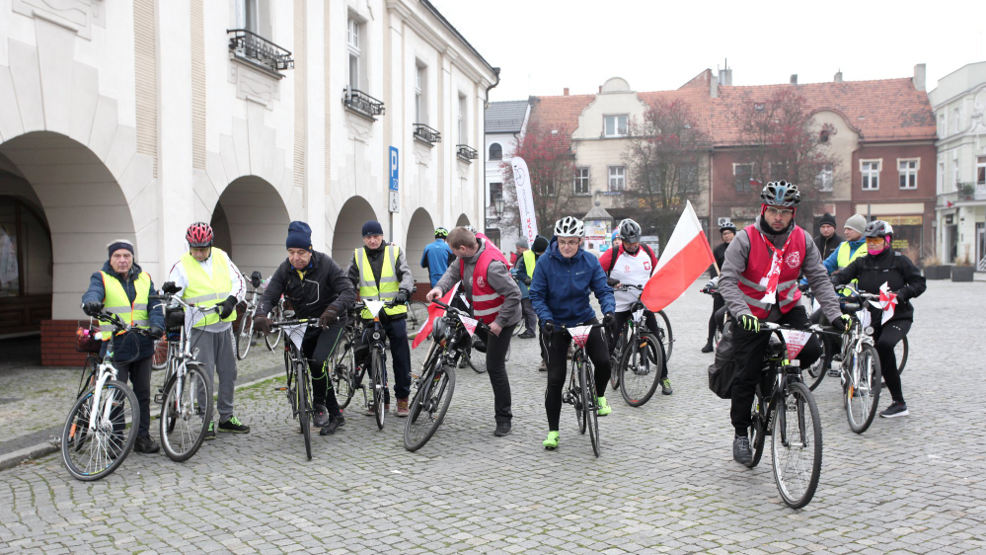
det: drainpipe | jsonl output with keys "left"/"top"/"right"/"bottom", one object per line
{"left": 482, "top": 68, "right": 501, "bottom": 235}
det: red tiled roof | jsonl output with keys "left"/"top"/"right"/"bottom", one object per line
{"left": 527, "top": 94, "right": 595, "bottom": 150}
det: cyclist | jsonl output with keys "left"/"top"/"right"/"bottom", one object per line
{"left": 598, "top": 218, "right": 672, "bottom": 395}
{"left": 421, "top": 226, "right": 453, "bottom": 288}
{"left": 718, "top": 181, "right": 849, "bottom": 465}
{"left": 254, "top": 221, "right": 356, "bottom": 435}
{"left": 81, "top": 239, "right": 165, "bottom": 454}
{"left": 702, "top": 221, "right": 736, "bottom": 353}
{"left": 166, "top": 222, "right": 248, "bottom": 439}
{"left": 813, "top": 213, "right": 841, "bottom": 261}
{"left": 833, "top": 220, "right": 925, "bottom": 418}
{"left": 510, "top": 237, "right": 538, "bottom": 338}
{"left": 427, "top": 226, "right": 521, "bottom": 437}
{"left": 347, "top": 220, "right": 415, "bottom": 417}
{"left": 529, "top": 216, "right": 615, "bottom": 450}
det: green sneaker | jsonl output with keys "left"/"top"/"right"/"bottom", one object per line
{"left": 205, "top": 421, "right": 216, "bottom": 440}
{"left": 661, "top": 378, "right": 673, "bottom": 395}
{"left": 597, "top": 396, "right": 612, "bottom": 416}
{"left": 542, "top": 431, "right": 559, "bottom": 450}
{"left": 218, "top": 415, "right": 250, "bottom": 434}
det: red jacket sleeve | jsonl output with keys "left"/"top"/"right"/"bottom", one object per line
{"left": 598, "top": 248, "right": 614, "bottom": 275}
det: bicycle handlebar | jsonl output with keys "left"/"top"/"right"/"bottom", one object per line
{"left": 270, "top": 318, "right": 319, "bottom": 328}
{"left": 613, "top": 283, "right": 644, "bottom": 291}
{"left": 148, "top": 293, "right": 223, "bottom": 314}
{"left": 91, "top": 311, "right": 161, "bottom": 337}
{"left": 427, "top": 299, "right": 490, "bottom": 330}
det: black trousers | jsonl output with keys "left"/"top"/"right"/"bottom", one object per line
{"left": 809, "top": 307, "right": 840, "bottom": 369}
{"left": 302, "top": 322, "right": 345, "bottom": 417}
{"left": 115, "top": 356, "right": 153, "bottom": 438}
{"left": 706, "top": 293, "right": 725, "bottom": 343}
{"left": 610, "top": 309, "right": 667, "bottom": 379}
{"left": 355, "top": 317, "right": 412, "bottom": 402}
{"left": 476, "top": 324, "right": 515, "bottom": 424}
{"left": 873, "top": 319, "right": 911, "bottom": 404}
{"left": 729, "top": 306, "right": 822, "bottom": 436}
{"left": 544, "top": 321, "right": 610, "bottom": 431}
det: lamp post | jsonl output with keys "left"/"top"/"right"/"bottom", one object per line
{"left": 494, "top": 196, "right": 504, "bottom": 218}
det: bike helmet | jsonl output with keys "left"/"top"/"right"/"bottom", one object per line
{"left": 619, "top": 218, "right": 642, "bottom": 242}
{"left": 185, "top": 222, "right": 214, "bottom": 247}
{"left": 553, "top": 216, "right": 584, "bottom": 238}
{"left": 719, "top": 220, "right": 737, "bottom": 234}
{"left": 434, "top": 226, "right": 449, "bottom": 239}
{"left": 760, "top": 180, "right": 801, "bottom": 207}
{"left": 863, "top": 220, "right": 894, "bottom": 239}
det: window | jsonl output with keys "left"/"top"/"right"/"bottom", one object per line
{"left": 414, "top": 62, "right": 427, "bottom": 123}
{"left": 951, "top": 107, "right": 960, "bottom": 134}
{"left": 604, "top": 115, "right": 628, "bottom": 137}
{"left": 733, "top": 163, "right": 753, "bottom": 192}
{"left": 938, "top": 160, "right": 945, "bottom": 194}
{"left": 573, "top": 167, "right": 590, "bottom": 195}
{"left": 347, "top": 16, "right": 364, "bottom": 90}
{"left": 898, "top": 159, "right": 919, "bottom": 190}
{"left": 977, "top": 156, "right": 986, "bottom": 187}
{"left": 937, "top": 114, "right": 945, "bottom": 137}
{"left": 489, "top": 143, "right": 502, "bottom": 161}
{"left": 458, "top": 93, "right": 467, "bottom": 145}
{"left": 860, "top": 159, "right": 881, "bottom": 191}
{"left": 236, "top": 0, "right": 259, "bottom": 33}
{"left": 815, "top": 163, "right": 834, "bottom": 192}
{"left": 489, "top": 182, "right": 503, "bottom": 214}
{"left": 953, "top": 155, "right": 960, "bottom": 188}
{"left": 608, "top": 166, "right": 626, "bottom": 191}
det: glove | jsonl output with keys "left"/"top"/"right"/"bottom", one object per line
{"left": 603, "top": 312, "right": 615, "bottom": 326}
{"left": 894, "top": 289, "right": 910, "bottom": 302}
{"left": 161, "top": 281, "right": 181, "bottom": 294}
{"left": 318, "top": 306, "right": 339, "bottom": 327}
{"left": 253, "top": 315, "right": 272, "bottom": 333}
{"left": 218, "top": 295, "right": 237, "bottom": 319}
{"left": 739, "top": 314, "right": 760, "bottom": 333}
{"left": 393, "top": 289, "right": 409, "bottom": 305}
{"left": 606, "top": 277, "right": 620, "bottom": 287}
{"left": 838, "top": 287, "right": 854, "bottom": 297}
{"left": 83, "top": 301, "right": 104, "bottom": 317}
{"left": 148, "top": 325, "right": 165, "bottom": 338}
{"left": 543, "top": 321, "right": 555, "bottom": 334}
{"left": 521, "top": 276, "right": 532, "bottom": 286}
{"left": 834, "top": 314, "right": 852, "bottom": 334}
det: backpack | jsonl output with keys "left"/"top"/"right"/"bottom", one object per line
{"left": 605, "top": 243, "right": 657, "bottom": 276}
{"left": 707, "top": 318, "right": 738, "bottom": 399}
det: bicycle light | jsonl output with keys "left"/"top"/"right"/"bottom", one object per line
{"left": 372, "top": 331, "right": 382, "bottom": 341}
{"left": 864, "top": 326, "right": 874, "bottom": 335}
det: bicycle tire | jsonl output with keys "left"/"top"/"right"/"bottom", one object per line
{"left": 151, "top": 339, "right": 169, "bottom": 370}
{"left": 265, "top": 328, "right": 283, "bottom": 351}
{"left": 371, "top": 349, "right": 386, "bottom": 430}
{"left": 772, "top": 381, "right": 822, "bottom": 509}
{"left": 406, "top": 301, "right": 429, "bottom": 338}
{"left": 403, "top": 362, "right": 456, "bottom": 452}
{"left": 846, "top": 344, "right": 882, "bottom": 434}
{"left": 297, "top": 361, "right": 312, "bottom": 460}
{"left": 610, "top": 329, "right": 626, "bottom": 391}
{"left": 895, "top": 335, "right": 908, "bottom": 375}
{"left": 619, "top": 332, "right": 663, "bottom": 407}
{"left": 160, "top": 363, "right": 213, "bottom": 462}
{"left": 235, "top": 311, "right": 254, "bottom": 360}
{"left": 656, "top": 310, "right": 674, "bottom": 360}
{"left": 61, "top": 379, "right": 139, "bottom": 481}
{"left": 805, "top": 332, "right": 828, "bottom": 392}
{"left": 331, "top": 339, "right": 357, "bottom": 409}
{"left": 583, "top": 359, "right": 600, "bottom": 457}
{"left": 463, "top": 346, "right": 484, "bottom": 373}
{"left": 747, "top": 383, "right": 767, "bottom": 468}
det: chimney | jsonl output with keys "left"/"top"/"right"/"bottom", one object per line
{"left": 563, "top": 87, "right": 569, "bottom": 96}
{"left": 913, "top": 63, "right": 926, "bottom": 91}
{"left": 790, "top": 74, "right": 798, "bottom": 85}
{"left": 834, "top": 70, "right": 843, "bottom": 83}
{"left": 710, "top": 75, "right": 719, "bottom": 98}
{"left": 718, "top": 68, "right": 732, "bottom": 86}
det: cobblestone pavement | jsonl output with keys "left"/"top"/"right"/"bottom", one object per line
{"left": 1, "top": 279, "right": 985, "bottom": 553}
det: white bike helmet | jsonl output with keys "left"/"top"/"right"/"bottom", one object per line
{"left": 554, "top": 216, "right": 584, "bottom": 238}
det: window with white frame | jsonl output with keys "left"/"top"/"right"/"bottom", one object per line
{"left": 860, "top": 159, "right": 881, "bottom": 191}
{"left": 977, "top": 156, "right": 986, "bottom": 187}
{"left": 898, "top": 158, "right": 919, "bottom": 190}
{"left": 815, "top": 163, "right": 834, "bottom": 192}
{"left": 937, "top": 114, "right": 945, "bottom": 137}
{"left": 608, "top": 166, "right": 626, "bottom": 191}
{"left": 415, "top": 62, "right": 427, "bottom": 123}
{"left": 733, "top": 163, "right": 753, "bottom": 192}
{"left": 951, "top": 107, "right": 960, "bottom": 134}
{"left": 237, "top": 0, "right": 259, "bottom": 34}
{"left": 489, "top": 143, "right": 502, "bottom": 161}
{"left": 953, "top": 155, "right": 960, "bottom": 188}
{"left": 604, "top": 115, "right": 628, "bottom": 137}
{"left": 347, "top": 16, "right": 364, "bottom": 90}
{"left": 458, "top": 93, "right": 467, "bottom": 144}
{"left": 573, "top": 167, "right": 590, "bottom": 195}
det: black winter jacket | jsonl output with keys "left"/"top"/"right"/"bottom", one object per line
{"left": 258, "top": 251, "right": 356, "bottom": 320}
{"left": 833, "top": 248, "right": 926, "bottom": 323}
{"left": 814, "top": 232, "right": 843, "bottom": 262}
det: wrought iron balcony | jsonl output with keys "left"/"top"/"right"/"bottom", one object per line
{"left": 227, "top": 29, "right": 294, "bottom": 76}
{"left": 413, "top": 123, "right": 441, "bottom": 145}
{"left": 456, "top": 144, "right": 478, "bottom": 162}
{"left": 343, "top": 87, "right": 385, "bottom": 120}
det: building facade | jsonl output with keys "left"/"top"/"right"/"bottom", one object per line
{"left": 0, "top": 0, "right": 496, "bottom": 360}
{"left": 483, "top": 99, "right": 529, "bottom": 249}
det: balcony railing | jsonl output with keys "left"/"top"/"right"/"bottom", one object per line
{"left": 413, "top": 123, "right": 441, "bottom": 145}
{"left": 937, "top": 186, "right": 986, "bottom": 206}
{"left": 456, "top": 144, "right": 478, "bottom": 162}
{"left": 343, "top": 87, "right": 385, "bottom": 120}
{"left": 227, "top": 29, "right": 294, "bottom": 76}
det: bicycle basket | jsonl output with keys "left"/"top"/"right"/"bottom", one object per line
{"left": 75, "top": 324, "right": 103, "bottom": 353}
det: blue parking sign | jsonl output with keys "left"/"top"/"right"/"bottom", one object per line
{"left": 389, "top": 146, "right": 399, "bottom": 191}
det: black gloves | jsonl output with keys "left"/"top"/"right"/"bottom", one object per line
{"left": 834, "top": 314, "right": 852, "bottom": 334}
{"left": 543, "top": 321, "right": 555, "bottom": 334}
{"left": 606, "top": 277, "right": 620, "bottom": 287}
{"left": 393, "top": 289, "right": 410, "bottom": 305}
{"left": 603, "top": 312, "right": 615, "bottom": 326}
{"left": 83, "top": 301, "right": 104, "bottom": 317}
{"left": 254, "top": 315, "right": 272, "bottom": 333}
{"left": 161, "top": 281, "right": 181, "bottom": 294}
{"left": 319, "top": 307, "right": 339, "bottom": 327}
{"left": 521, "top": 276, "right": 532, "bottom": 286}
{"left": 218, "top": 295, "right": 237, "bottom": 319}
{"left": 148, "top": 325, "right": 164, "bottom": 338}
{"left": 894, "top": 288, "right": 910, "bottom": 302}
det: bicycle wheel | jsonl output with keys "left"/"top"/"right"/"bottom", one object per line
{"left": 404, "top": 362, "right": 456, "bottom": 452}
{"left": 235, "top": 310, "right": 254, "bottom": 360}
{"left": 160, "top": 363, "right": 213, "bottom": 462}
{"left": 61, "top": 379, "right": 139, "bottom": 481}
{"left": 371, "top": 349, "right": 386, "bottom": 430}
{"left": 747, "top": 383, "right": 768, "bottom": 468}
{"left": 895, "top": 335, "right": 908, "bottom": 375}
{"left": 151, "top": 338, "right": 169, "bottom": 370}
{"left": 771, "top": 381, "right": 822, "bottom": 509}
{"left": 265, "top": 328, "right": 283, "bottom": 351}
{"left": 846, "top": 345, "right": 882, "bottom": 434}
{"left": 406, "top": 301, "right": 430, "bottom": 338}
{"left": 655, "top": 310, "right": 673, "bottom": 360}
{"left": 805, "top": 337, "right": 828, "bottom": 392}
{"left": 330, "top": 340, "right": 356, "bottom": 409}
{"left": 619, "top": 332, "right": 663, "bottom": 407}
{"left": 462, "top": 345, "right": 484, "bottom": 373}
{"left": 582, "top": 359, "right": 600, "bottom": 457}
{"left": 297, "top": 361, "right": 312, "bottom": 460}
{"left": 610, "top": 329, "right": 626, "bottom": 391}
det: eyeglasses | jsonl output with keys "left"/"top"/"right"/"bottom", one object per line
{"left": 557, "top": 238, "right": 581, "bottom": 247}
{"left": 765, "top": 206, "right": 794, "bottom": 217}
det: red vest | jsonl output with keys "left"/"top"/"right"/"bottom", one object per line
{"left": 737, "top": 225, "right": 806, "bottom": 318}
{"left": 460, "top": 241, "right": 508, "bottom": 324}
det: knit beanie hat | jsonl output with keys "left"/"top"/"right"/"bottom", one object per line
{"left": 819, "top": 213, "right": 836, "bottom": 228}
{"left": 361, "top": 220, "right": 384, "bottom": 237}
{"left": 106, "top": 239, "right": 135, "bottom": 258}
{"left": 515, "top": 237, "right": 529, "bottom": 249}
{"left": 844, "top": 214, "right": 867, "bottom": 235}
{"left": 531, "top": 235, "right": 549, "bottom": 254}
{"left": 286, "top": 221, "right": 313, "bottom": 250}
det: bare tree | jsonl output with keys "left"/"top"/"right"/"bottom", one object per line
{"left": 505, "top": 122, "right": 576, "bottom": 237}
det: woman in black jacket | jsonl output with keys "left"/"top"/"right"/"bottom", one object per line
{"left": 835, "top": 220, "right": 926, "bottom": 418}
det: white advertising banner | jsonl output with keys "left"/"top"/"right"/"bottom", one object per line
{"left": 510, "top": 157, "right": 539, "bottom": 246}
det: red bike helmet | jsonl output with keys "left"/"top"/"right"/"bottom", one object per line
{"left": 185, "top": 222, "right": 214, "bottom": 247}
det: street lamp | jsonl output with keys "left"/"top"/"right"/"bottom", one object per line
{"left": 494, "top": 196, "right": 504, "bottom": 218}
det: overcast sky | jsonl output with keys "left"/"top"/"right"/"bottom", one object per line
{"left": 429, "top": 0, "right": 986, "bottom": 102}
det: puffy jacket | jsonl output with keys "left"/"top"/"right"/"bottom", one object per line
{"left": 259, "top": 250, "right": 356, "bottom": 320}
{"left": 529, "top": 238, "right": 615, "bottom": 326}
{"left": 833, "top": 248, "right": 926, "bottom": 323}
{"left": 81, "top": 261, "right": 165, "bottom": 362}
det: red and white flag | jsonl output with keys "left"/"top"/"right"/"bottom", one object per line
{"left": 876, "top": 281, "right": 898, "bottom": 325}
{"left": 411, "top": 282, "right": 460, "bottom": 349}
{"left": 641, "top": 201, "right": 715, "bottom": 313}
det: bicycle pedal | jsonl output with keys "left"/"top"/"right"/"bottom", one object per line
{"left": 153, "top": 393, "right": 164, "bottom": 404}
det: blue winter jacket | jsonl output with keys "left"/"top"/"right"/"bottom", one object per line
{"left": 421, "top": 239, "right": 453, "bottom": 287}
{"left": 81, "top": 261, "right": 165, "bottom": 362}
{"left": 822, "top": 238, "right": 866, "bottom": 274}
{"left": 529, "top": 238, "right": 615, "bottom": 326}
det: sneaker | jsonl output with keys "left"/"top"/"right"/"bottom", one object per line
{"left": 661, "top": 378, "right": 674, "bottom": 395}
{"left": 313, "top": 404, "right": 329, "bottom": 428}
{"left": 518, "top": 330, "right": 536, "bottom": 339}
{"left": 218, "top": 415, "right": 250, "bottom": 434}
{"left": 542, "top": 430, "right": 559, "bottom": 450}
{"left": 396, "top": 398, "right": 410, "bottom": 417}
{"left": 204, "top": 421, "right": 216, "bottom": 440}
{"left": 320, "top": 414, "right": 345, "bottom": 436}
{"left": 701, "top": 342, "right": 714, "bottom": 353}
{"left": 494, "top": 421, "right": 511, "bottom": 437}
{"left": 879, "top": 402, "right": 909, "bottom": 418}
{"left": 597, "top": 396, "right": 612, "bottom": 416}
{"left": 134, "top": 435, "right": 160, "bottom": 454}
{"left": 733, "top": 436, "right": 752, "bottom": 465}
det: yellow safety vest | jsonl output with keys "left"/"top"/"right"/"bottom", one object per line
{"left": 355, "top": 245, "right": 408, "bottom": 319}
{"left": 836, "top": 241, "right": 866, "bottom": 268}
{"left": 98, "top": 271, "right": 151, "bottom": 341}
{"left": 180, "top": 247, "right": 237, "bottom": 327}
{"left": 522, "top": 249, "right": 536, "bottom": 280}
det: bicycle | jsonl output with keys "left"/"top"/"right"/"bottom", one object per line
{"left": 351, "top": 299, "right": 395, "bottom": 431}
{"left": 150, "top": 289, "right": 216, "bottom": 462}
{"left": 235, "top": 271, "right": 265, "bottom": 360}
{"left": 60, "top": 313, "right": 148, "bottom": 481}
{"left": 405, "top": 299, "right": 430, "bottom": 339}
{"left": 700, "top": 278, "right": 725, "bottom": 347}
{"left": 553, "top": 322, "right": 606, "bottom": 457}
{"left": 270, "top": 316, "right": 320, "bottom": 460}
{"left": 264, "top": 296, "right": 286, "bottom": 351}
{"left": 744, "top": 321, "right": 825, "bottom": 509}
{"left": 609, "top": 284, "right": 665, "bottom": 407}
{"left": 328, "top": 306, "right": 361, "bottom": 410}
{"left": 404, "top": 299, "right": 479, "bottom": 452}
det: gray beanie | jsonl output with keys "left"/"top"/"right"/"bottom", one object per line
{"left": 844, "top": 214, "right": 867, "bottom": 234}
{"left": 515, "top": 237, "right": 529, "bottom": 249}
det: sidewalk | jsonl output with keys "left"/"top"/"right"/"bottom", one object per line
{"left": 0, "top": 336, "right": 284, "bottom": 470}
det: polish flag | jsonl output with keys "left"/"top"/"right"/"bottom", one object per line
{"left": 411, "top": 282, "right": 460, "bottom": 349}
{"left": 641, "top": 201, "right": 715, "bottom": 313}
